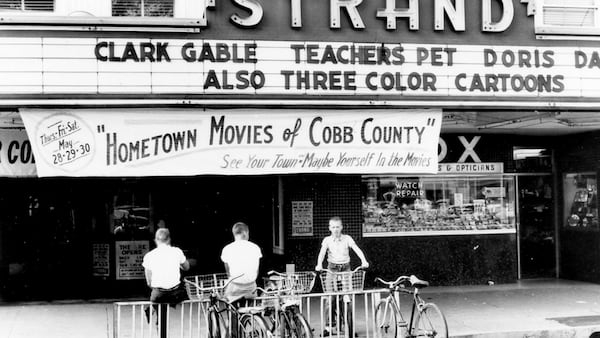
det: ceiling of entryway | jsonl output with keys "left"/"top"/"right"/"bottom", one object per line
{"left": 442, "top": 112, "right": 600, "bottom": 135}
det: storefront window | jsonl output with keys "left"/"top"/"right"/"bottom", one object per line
{"left": 362, "top": 175, "right": 516, "bottom": 236}
{"left": 0, "top": 0, "right": 53, "bottom": 11}
{"left": 563, "top": 173, "right": 598, "bottom": 229}
{"left": 112, "top": 0, "right": 173, "bottom": 17}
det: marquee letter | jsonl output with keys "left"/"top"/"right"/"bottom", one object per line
{"left": 376, "top": 0, "right": 418, "bottom": 30}
{"left": 330, "top": 0, "right": 365, "bottom": 29}
{"left": 482, "top": 0, "right": 513, "bottom": 32}
{"left": 435, "top": 0, "right": 465, "bottom": 31}
{"left": 230, "top": 0, "right": 263, "bottom": 27}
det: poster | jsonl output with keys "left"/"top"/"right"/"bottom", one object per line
{"left": 115, "top": 240, "right": 150, "bottom": 280}
{"left": 92, "top": 243, "right": 110, "bottom": 277}
{"left": 292, "top": 201, "right": 313, "bottom": 236}
{"left": 20, "top": 109, "right": 442, "bottom": 177}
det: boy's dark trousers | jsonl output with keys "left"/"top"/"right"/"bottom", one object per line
{"left": 146, "top": 284, "right": 188, "bottom": 338}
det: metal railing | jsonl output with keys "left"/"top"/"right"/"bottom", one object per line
{"left": 114, "top": 289, "right": 385, "bottom": 338}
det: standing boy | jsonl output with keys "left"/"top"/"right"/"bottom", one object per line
{"left": 315, "top": 216, "right": 369, "bottom": 272}
{"left": 315, "top": 216, "right": 369, "bottom": 336}
{"left": 221, "top": 222, "right": 263, "bottom": 303}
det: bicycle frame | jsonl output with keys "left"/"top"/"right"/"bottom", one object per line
{"left": 380, "top": 284, "right": 428, "bottom": 336}
{"left": 256, "top": 286, "right": 301, "bottom": 335}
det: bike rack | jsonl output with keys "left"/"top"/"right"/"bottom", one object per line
{"left": 113, "top": 289, "right": 390, "bottom": 338}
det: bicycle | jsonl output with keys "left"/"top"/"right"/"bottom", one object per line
{"left": 318, "top": 267, "right": 366, "bottom": 338}
{"left": 184, "top": 273, "right": 269, "bottom": 338}
{"left": 259, "top": 270, "right": 316, "bottom": 338}
{"left": 374, "top": 275, "right": 448, "bottom": 338}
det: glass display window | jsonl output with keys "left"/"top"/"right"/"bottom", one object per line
{"left": 362, "top": 175, "right": 516, "bottom": 236}
{"left": 563, "top": 172, "right": 598, "bottom": 230}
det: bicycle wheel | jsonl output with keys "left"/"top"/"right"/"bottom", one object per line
{"left": 209, "top": 310, "right": 222, "bottom": 338}
{"left": 292, "top": 312, "right": 313, "bottom": 338}
{"left": 239, "top": 314, "right": 270, "bottom": 338}
{"left": 375, "top": 300, "right": 397, "bottom": 338}
{"left": 280, "top": 311, "right": 295, "bottom": 338}
{"left": 412, "top": 303, "right": 448, "bottom": 338}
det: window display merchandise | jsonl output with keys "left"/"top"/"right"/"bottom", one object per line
{"left": 362, "top": 176, "right": 516, "bottom": 236}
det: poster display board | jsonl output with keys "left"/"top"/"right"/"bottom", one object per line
{"left": 92, "top": 243, "right": 110, "bottom": 277}
{"left": 292, "top": 201, "right": 313, "bottom": 236}
{"left": 115, "top": 240, "right": 150, "bottom": 280}
{"left": 20, "top": 109, "right": 442, "bottom": 177}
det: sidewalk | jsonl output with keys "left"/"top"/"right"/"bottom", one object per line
{"left": 1, "top": 279, "right": 600, "bottom": 338}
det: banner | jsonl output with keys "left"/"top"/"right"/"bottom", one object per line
{"left": 0, "top": 129, "right": 36, "bottom": 177}
{"left": 20, "top": 109, "right": 441, "bottom": 177}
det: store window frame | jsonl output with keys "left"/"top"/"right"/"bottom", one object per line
{"left": 362, "top": 174, "right": 517, "bottom": 237}
{"left": 272, "top": 176, "right": 284, "bottom": 255}
{"left": 0, "top": 0, "right": 54, "bottom": 12}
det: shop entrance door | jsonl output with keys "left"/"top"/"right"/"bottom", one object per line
{"left": 518, "top": 175, "right": 556, "bottom": 279}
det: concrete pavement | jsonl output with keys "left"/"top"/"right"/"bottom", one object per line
{"left": 1, "top": 279, "right": 600, "bottom": 337}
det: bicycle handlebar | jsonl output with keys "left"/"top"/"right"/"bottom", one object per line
{"left": 184, "top": 273, "right": 245, "bottom": 292}
{"left": 375, "top": 275, "right": 429, "bottom": 288}
{"left": 256, "top": 286, "right": 295, "bottom": 296}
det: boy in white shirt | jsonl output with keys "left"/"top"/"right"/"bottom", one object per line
{"left": 316, "top": 216, "right": 369, "bottom": 272}
{"left": 221, "top": 222, "right": 263, "bottom": 303}
{"left": 315, "top": 216, "right": 369, "bottom": 336}
{"left": 142, "top": 228, "right": 190, "bottom": 336}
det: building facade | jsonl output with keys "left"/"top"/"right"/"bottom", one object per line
{"left": 0, "top": 0, "right": 598, "bottom": 301}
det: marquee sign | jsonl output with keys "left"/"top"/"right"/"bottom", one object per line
{"left": 1, "top": 37, "right": 599, "bottom": 103}
{"left": 0, "top": 129, "right": 36, "bottom": 177}
{"left": 19, "top": 108, "right": 442, "bottom": 177}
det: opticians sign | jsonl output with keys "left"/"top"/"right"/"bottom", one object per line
{"left": 1, "top": 38, "right": 600, "bottom": 103}
{"left": 20, "top": 108, "right": 442, "bottom": 177}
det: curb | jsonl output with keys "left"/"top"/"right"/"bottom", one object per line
{"left": 452, "top": 325, "right": 600, "bottom": 338}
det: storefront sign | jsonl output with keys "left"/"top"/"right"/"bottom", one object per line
{"left": 0, "top": 37, "right": 596, "bottom": 105}
{"left": 115, "top": 240, "right": 150, "bottom": 280}
{"left": 438, "top": 162, "right": 504, "bottom": 174}
{"left": 0, "top": 129, "right": 36, "bottom": 177}
{"left": 196, "top": 0, "right": 513, "bottom": 32}
{"left": 395, "top": 180, "right": 424, "bottom": 198}
{"left": 292, "top": 201, "right": 313, "bottom": 236}
{"left": 92, "top": 243, "right": 110, "bottom": 277}
{"left": 20, "top": 109, "right": 442, "bottom": 176}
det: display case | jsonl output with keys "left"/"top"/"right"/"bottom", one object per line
{"left": 362, "top": 175, "right": 516, "bottom": 236}
{"left": 563, "top": 173, "right": 598, "bottom": 230}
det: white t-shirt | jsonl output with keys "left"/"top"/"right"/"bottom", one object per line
{"left": 142, "top": 244, "right": 186, "bottom": 289}
{"left": 220, "top": 240, "right": 262, "bottom": 284}
{"left": 322, "top": 234, "right": 355, "bottom": 264}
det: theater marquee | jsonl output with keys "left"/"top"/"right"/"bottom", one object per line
{"left": 0, "top": 37, "right": 598, "bottom": 103}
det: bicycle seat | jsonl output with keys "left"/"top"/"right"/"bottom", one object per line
{"left": 237, "top": 306, "right": 264, "bottom": 315}
{"left": 409, "top": 275, "right": 429, "bottom": 288}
